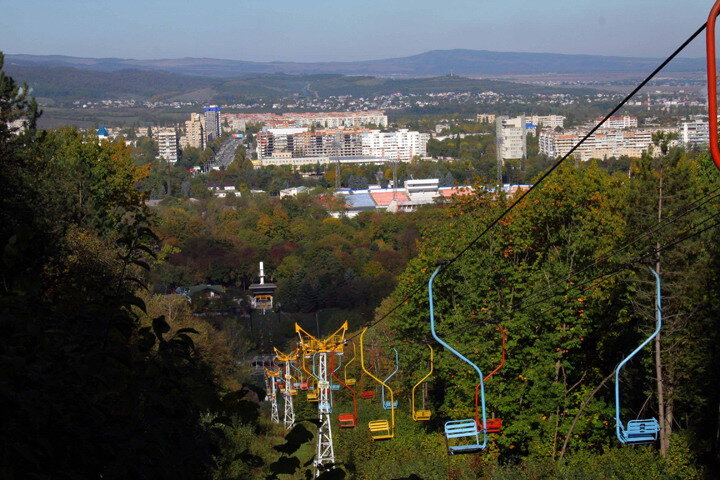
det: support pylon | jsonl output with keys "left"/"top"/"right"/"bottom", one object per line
{"left": 293, "top": 322, "right": 348, "bottom": 478}
{"left": 283, "top": 361, "right": 295, "bottom": 430}
{"left": 266, "top": 369, "right": 280, "bottom": 425}
{"left": 315, "top": 351, "right": 334, "bottom": 476}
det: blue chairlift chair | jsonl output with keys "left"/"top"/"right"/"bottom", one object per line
{"left": 614, "top": 266, "right": 662, "bottom": 445}
{"left": 382, "top": 348, "right": 399, "bottom": 410}
{"left": 429, "top": 265, "right": 488, "bottom": 454}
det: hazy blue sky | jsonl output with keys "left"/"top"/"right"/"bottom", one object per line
{"left": 1, "top": 0, "right": 713, "bottom": 61}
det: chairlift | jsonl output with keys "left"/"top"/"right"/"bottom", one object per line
{"left": 360, "top": 327, "right": 394, "bottom": 440}
{"left": 429, "top": 266, "right": 487, "bottom": 454}
{"left": 614, "top": 267, "right": 662, "bottom": 445}
{"left": 381, "top": 348, "right": 399, "bottom": 410}
{"left": 479, "top": 325, "right": 507, "bottom": 434}
{"left": 412, "top": 344, "right": 434, "bottom": 421}
{"left": 331, "top": 346, "right": 358, "bottom": 428}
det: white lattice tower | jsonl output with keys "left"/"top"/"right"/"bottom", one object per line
{"left": 315, "top": 351, "right": 334, "bottom": 477}
{"left": 270, "top": 374, "right": 280, "bottom": 424}
{"left": 283, "top": 361, "right": 295, "bottom": 430}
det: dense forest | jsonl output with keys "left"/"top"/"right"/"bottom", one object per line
{"left": 3, "top": 52, "right": 720, "bottom": 479}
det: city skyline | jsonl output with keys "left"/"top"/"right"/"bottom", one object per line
{"left": 1, "top": 0, "right": 712, "bottom": 62}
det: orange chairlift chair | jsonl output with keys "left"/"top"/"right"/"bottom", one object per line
{"left": 477, "top": 325, "right": 507, "bottom": 434}
{"left": 331, "top": 345, "right": 359, "bottom": 428}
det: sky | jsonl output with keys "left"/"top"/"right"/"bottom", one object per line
{"left": 0, "top": 0, "right": 714, "bottom": 62}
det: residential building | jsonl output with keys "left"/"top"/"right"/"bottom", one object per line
{"left": 222, "top": 110, "right": 388, "bottom": 129}
{"left": 496, "top": 115, "right": 527, "bottom": 160}
{"left": 184, "top": 113, "right": 205, "bottom": 150}
{"left": 361, "top": 129, "right": 430, "bottom": 161}
{"left": 256, "top": 127, "right": 429, "bottom": 163}
{"left": 526, "top": 115, "right": 565, "bottom": 129}
{"left": 539, "top": 128, "right": 672, "bottom": 160}
{"left": 204, "top": 106, "right": 221, "bottom": 143}
{"left": 679, "top": 118, "right": 709, "bottom": 146}
{"left": 477, "top": 114, "right": 496, "bottom": 124}
{"left": 157, "top": 128, "right": 179, "bottom": 163}
{"left": 595, "top": 115, "right": 638, "bottom": 129}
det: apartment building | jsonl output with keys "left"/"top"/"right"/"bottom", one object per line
{"left": 496, "top": 115, "right": 527, "bottom": 160}
{"left": 182, "top": 113, "right": 205, "bottom": 150}
{"left": 204, "top": 106, "right": 221, "bottom": 143}
{"left": 257, "top": 127, "right": 429, "bottom": 162}
{"left": 157, "top": 129, "right": 179, "bottom": 163}
{"left": 361, "top": 129, "right": 430, "bottom": 161}
{"left": 679, "top": 118, "right": 709, "bottom": 146}
{"left": 595, "top": 115, "right": 638, "bottom": 129}
{"left": 526, "top": 115, "right": 565, "bottom": 129}
{"left": 223, "top": 110, "right": 388, "bottom": 129}
{"left": 539, "top": 128, "right": 666, "bottom": 160}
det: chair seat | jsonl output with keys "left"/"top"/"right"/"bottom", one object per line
{"left": 338, "top": 413, "right": 357, "bottom": 428}
{"left": 414, "top": 410, "right": 431, "bottom": 421}
{"left": 479, "top": 418, "right": 502, "bottom": 433}
{"left": 448, "top": 444, "right": 484, "bottom": 454}
{"left": 383, "top": 401, "right": 398, "bottom": 410}
{"left": 307, "top": 392, "right": 318, "bottom": 402}
{"left": 330, "top": 385, "right": 341, "bottom": 391}
{"left": 361, "top": 391, "right": 375, "bottom": 399}
{"left": 368, "top": 420, "right": 392, "bottom": 440}
{"left": 346, "top": 378, "right": 356, "bottom": 386}
{"left": 319, "top": 401, "right": 332, "bottom": 413}
{"left": 299, "top": 382, "right": 309, "bottom": 391}
{"left": 621, "top": 419, "right": 660, "bottom": 444}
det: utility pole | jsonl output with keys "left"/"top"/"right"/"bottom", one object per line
{"left": 655, "top": 168, "right": 667, "bottom": 457}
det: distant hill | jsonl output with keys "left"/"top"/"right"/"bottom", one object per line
{"left": 4, "top": 64, "right": 597, "bottom": 104}
{"left": 5, "top": 49, "right": 704, "bottom": 78}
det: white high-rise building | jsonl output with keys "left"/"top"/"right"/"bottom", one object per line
{"left": 157, "top": 129, "right": 180, "bottom": 163}
{"left": 361, "top": 129, "right": 429, "bottom": 161}
{"left": 679, "top": 118, "right": 709, "bottom": 146}
{"left": 496, "top": 115, "right": 527, "bottom": 160}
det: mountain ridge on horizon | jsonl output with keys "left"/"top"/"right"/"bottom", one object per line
{"left": 5, "top": 49, "right": 705, "bottom": 78}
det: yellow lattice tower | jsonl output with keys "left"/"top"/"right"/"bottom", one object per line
{"left": 295, "top": 321, "right": 348, "bottom": 354}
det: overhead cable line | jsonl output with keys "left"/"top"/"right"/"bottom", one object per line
{"left": 513, "top": 210, "right": 720, "bottom": 317}
{"left": 511, "top": 185, "right": 720, "bottom": 310}
{"left": 340, "top": 22, "right": 708, "bottom": 345}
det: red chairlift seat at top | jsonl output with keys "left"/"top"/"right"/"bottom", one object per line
{"left": 338, "top": 413, "right": 357, "bottom": 428}
{"left": 361, "top": 390, "right": 375, "bottom": 399}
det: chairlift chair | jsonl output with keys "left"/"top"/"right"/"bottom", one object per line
{"left": 614, "top": 267, "right": 663, "bottom": 445}
{"left": 412, "top": 344, "right": 434, "bottom": 421}
{"left": 429, "top": 266, "right": 487, "bottom": 454}
{"left": 331, "top": 346, "right": 358, "bottom": 428}
{"left": 381, "top": 348, "right": 399, "bottom": 410}
{"left": 360, "top": 327, "right": 394, "bottom": 440}
{"left": 478, "top": 325, "right": 507, "bottom": 434}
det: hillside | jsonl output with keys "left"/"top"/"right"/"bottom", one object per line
{"left": 6, "top": 65, "right": 597, "bottom": 103}
{"left": 6, "top": 49, "right": 704, "bottom": 78}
